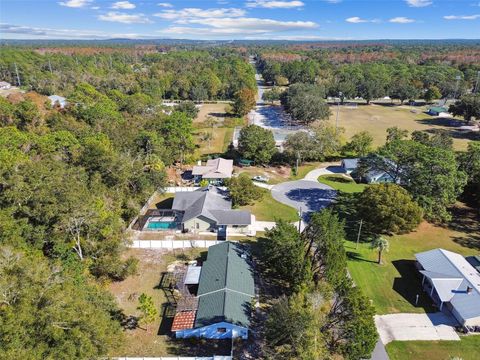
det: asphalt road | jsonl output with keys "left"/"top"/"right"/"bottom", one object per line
{"left": 271, "top": 180, "right": 336, "bottom": 219}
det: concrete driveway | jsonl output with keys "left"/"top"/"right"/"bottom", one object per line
{"left": 375, "top": 313, "right": 460, "bottom": 344}
{"left": 271, "top": 180, "right": 336, "bottom": 219}
{"left": 303, "top": 164, "right": 344, "bottom": 181}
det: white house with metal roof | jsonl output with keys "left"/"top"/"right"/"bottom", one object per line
{"left": 415, "top": 248, "right": 480, "bottom": 328}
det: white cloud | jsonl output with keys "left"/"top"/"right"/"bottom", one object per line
{"left": 389, "top": 17, "right": 415, "bottom": 23}
{"left": 0, "top": 23, "right": 153, "bottom": 39}
{"left": 444, "top": 14, "right": 480, "bottom": 20}
{"left": 58, "top": 0, "right": 93, "bottom": 8}
{"left": 346, "top": 17, "right": 379, "bottom": 23}
{"left": 245, "top": 1, "right": 304, "bottom": 8}
{"left": 157, "top": 2, "right": 173, "bottom": 7}
{"left": 111, "top": 1, "right": 135, "bottom": 9}
{"left": 324, "top": 0, "right": 342, "bottom": 3}
{"left": 98, "top": 11, "right": 152, "bottom": 23}
{"left": 406, "top": 0, "right": 432, "bottom": 7}
{"left": 154, "top": 8, "right": 246, "bottom": 20}
{"left": 157, "top": 17, "right": 317, "bottom": 38}
{"left": 91, "top": 6, "right": 100, "bottom": 10}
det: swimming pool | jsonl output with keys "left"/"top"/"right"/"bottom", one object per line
{"left": 146, "top": 221, "right": 177, "bottom": 230}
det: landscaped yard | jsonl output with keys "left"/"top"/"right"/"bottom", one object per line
{"left": 239, "top": 188, "right": 299, "bottom": 222}
{"left": 318, "top": 174, "right": 367, "bottom": 193}
{"left": 290, "top": 162, "right": 321, "bottom": 180}
{"left": 236, "top": 165, "right": 292, "bottom": 184}
{"left": 386, "top": 336, "right": 480, "bottom": 360}
{"left": 108, "top": 248, "right": 231, "bottom": 357}
{"left": 327, "top": 103, "right": 473, "bottom": 150}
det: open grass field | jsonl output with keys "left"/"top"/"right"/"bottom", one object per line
{"left": 327, "top": 103, "right": 474, "bottom": 150}
{"left": 318, "top": 174, "right": 367, "bottom": 193}
{"left": 194, "top": 127, "right": 234, "bottom": 155}
{"left": 386, "top": 336, "right": 480, "bottom": 360}
{"left": 108, "top": 249, "right": 231, "bottom": 357}
{"left": 346, "top": 204, "right": 479, "bottom": 315}
{"left": 240, "top": 188, "right": 299, "bottom": 222}
{"left": 194, "top": 103, "right": 229, "bottom": 124}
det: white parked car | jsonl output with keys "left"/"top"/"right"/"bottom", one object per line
{"left": 252, "top": 175, "right": 269, "bottom": 183}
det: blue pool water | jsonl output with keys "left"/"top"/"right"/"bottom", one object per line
{"left": 147, "top": 221, "right": 177, "bottom": 230}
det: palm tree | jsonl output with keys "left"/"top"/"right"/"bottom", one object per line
{"left": 370, "top": 236, "right": 389, "bottom": 264}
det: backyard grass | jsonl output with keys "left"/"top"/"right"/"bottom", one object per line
{"left": 240, "top": 188, "right": 299, "bottom": 222}
{"left": 318, "top": 174, "right": 367, "bottom": 193}
{"left": 194, "top": 127, "right": 234, "bottom": 155}
{"left": 327, "top": 103, "right": 473, "bottom": 150}
{"left": 194, "top": 103, "right": 229, "bottom": 123}
{"left": 290, "top": 162, "right": 321, "bottom": 180}
{"left": 346, "top": 207, "right": 479, "bottom": 314}
{"left": 386, "top": 336, "right": 480, "bottom": 360}
{"left": 148, "top": 192, "right": 174, "bottom": 210}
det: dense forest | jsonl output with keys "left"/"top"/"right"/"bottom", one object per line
{"left": 257, "top": 44, "right": 480, "bottom": 103}
{"left": 0, "top": 47, "right": 256, "bottom": 100}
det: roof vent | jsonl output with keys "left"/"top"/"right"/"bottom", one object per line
{"left": 467, "top": 286, "right": 473, "bottom": 294}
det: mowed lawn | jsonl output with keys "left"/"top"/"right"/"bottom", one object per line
{"left": 327, "top": 104, "right": 472, "bottom": 150}
{"left": 386, "top": 337, "right": 479, "bottom": 360}
{"left": 318, "top": 174, "right": 367, "bottom": 193}
{"left": 240, "top": 188, "right": 299, "bottom": 222}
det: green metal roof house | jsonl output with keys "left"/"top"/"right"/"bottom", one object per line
{"left": 172, "top": 242, "right": 255, "bottom": 339}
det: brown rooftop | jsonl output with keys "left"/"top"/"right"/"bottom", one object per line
{"left": 171, "top": 310, "right": 196, "bottom": 331}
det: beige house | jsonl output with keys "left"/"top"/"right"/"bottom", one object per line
{"left": 172, "top": 187, "right": 253, "bottom": 239}
{"left": 192, "top": 158, "right": 233, "bottom": 185}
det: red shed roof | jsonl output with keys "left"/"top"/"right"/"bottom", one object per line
{"left": 171, "top": 310, "right": 196, "bottom": 332}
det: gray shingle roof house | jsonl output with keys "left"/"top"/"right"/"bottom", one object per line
{"left": 192, "top": 158, "right": 233, "bottom": 184}
{"left": 173, "top": 242, "right": 255, "bottom": 339}
{"left": 416, "top": 248, "right": 480, "bottom": 328}
{"left": 172, "top": 186, "right": 252, "bottom": 236}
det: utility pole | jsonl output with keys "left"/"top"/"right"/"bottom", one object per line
{"left": 335, "top": 91, "right": 342, "bottom": 134}
{"left": 474, "top": 71, "right": 480, "bottom": 94}
{"left": 453, "top": 75, "right": 461, "bottom": 100}
{"left": 296, "top": 151, "right": 300, "bottom": 176}
{"left": 298, "top": 207, "right": 302, "bottom": 234}
{"left": 14, "top": 62, "right": 21, "bottom": 87}
{"left": 356, "top": 219, "right": 363, "bottom": 250}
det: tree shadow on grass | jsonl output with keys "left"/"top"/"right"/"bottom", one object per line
{"left": 391, "top": 259, "right": 436, "bottom": 313}
{"left": 166, "top": 338, "right": 232, "bottom": 356}
{"left": 446, "top": 204, "right": 480, "bottom": 251}
{"left": 346, "top": 250, "right": 377, "bottom": 264}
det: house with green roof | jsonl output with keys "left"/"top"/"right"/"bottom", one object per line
{"left": 172, "top": 242, "right": 255, "bottom": 339}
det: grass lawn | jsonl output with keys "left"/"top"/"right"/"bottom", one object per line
{"left": 236, "top": 165, "right": 291, "bottom": 185}
{"left": 327, "top": 103, "right": 473, "bottom": 150}
{"left": 240, "top": 188, "right": 299, "bottom": 222}
{"left": 346, "top": 210, "right": 479, "bottom": 314}
{"left": 318, "top": 174, "right": 367, "bottom": 193}
{"left": 194, "top": 127, "right": 234, "bottom": 155}
{"left": 109, "top": 249, "right": 232, "bottom": 357}
{"left": 386, "top": 336, "right": 480, "bottom": 360}
{"left": 290, "top": 162, "right": 321, "bottom": 180}
{"left": 148, "top": 192, "right": 174, "bottom": 210}
{"left": 194, "top": 103, "right": 229, "bottom": 123}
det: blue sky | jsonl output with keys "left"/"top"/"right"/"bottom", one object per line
{"left": 1, "top": 0, "right": 479, "bottom": 40}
